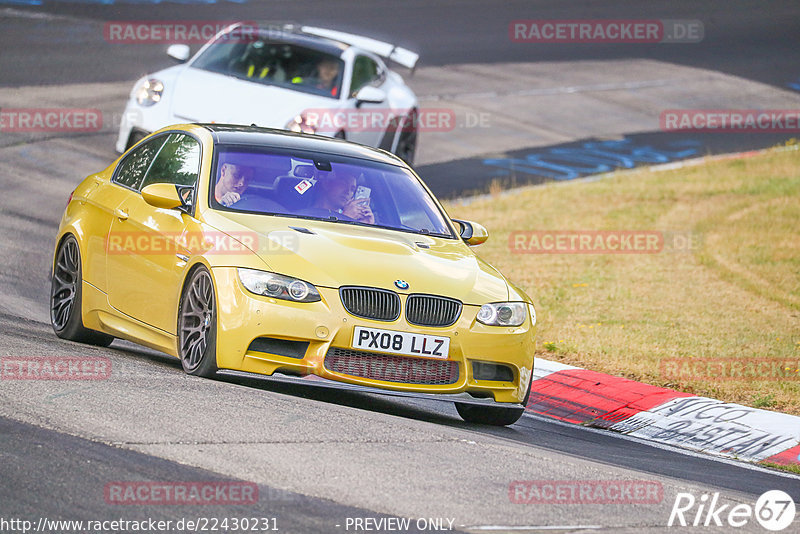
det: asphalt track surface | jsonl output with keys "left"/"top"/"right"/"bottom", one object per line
{"left": 1, "top": 1, "right": 800, "bottom": 532}
{"left": 2, "top": 0, "right": 800, "bottom": 89}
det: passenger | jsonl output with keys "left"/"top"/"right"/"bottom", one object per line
{"left": 215, "top": 163, "right": 254, "bottom": 207}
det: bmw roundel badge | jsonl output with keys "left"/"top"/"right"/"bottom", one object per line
{"left": 394, "top": 280, "right": 409, "bottom": 290}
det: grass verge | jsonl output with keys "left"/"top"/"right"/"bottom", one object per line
{"left": 444, "top": 145, "right": 800, "bottom": 415}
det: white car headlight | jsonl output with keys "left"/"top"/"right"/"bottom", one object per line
{"left": 237, "top": 269, "right": 320, "bottom": 303}
{"left": 476, "top": 302, "right": 528, "bottom": 327}
{"left": 285, "top": 114, "right": 317, "bottom": 134}
{"left": 135, "top": 78, "right": 164, "bottom": 107}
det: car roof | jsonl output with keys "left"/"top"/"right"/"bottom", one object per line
{"left": 199, "top": 124, "right": 404, "bottom": 166}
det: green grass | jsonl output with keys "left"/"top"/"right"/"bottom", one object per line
{"left": 444, "top": 145, "right": 800, "bottom": 414}
{"left": 760, "top": 462, "right": 800, "bottom": 475}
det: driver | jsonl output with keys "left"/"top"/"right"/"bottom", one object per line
{"left": 215, "top": 163, "right": 254, "bottom": 207}
{"left": 315, "top": 58, "right": 340, "bottom": 95}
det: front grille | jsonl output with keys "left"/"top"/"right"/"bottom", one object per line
{"left": 340, "top": 286, "right": 400, "bottom": 321}
{"left": 324, "top": 347, "right": 459, "bottom": 385}
{"left": 406, "top": 294, "right": 462, "bottom": 327}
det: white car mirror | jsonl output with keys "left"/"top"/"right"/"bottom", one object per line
{"left": 355, "top": 86, "right": 386, "bottom": 105}
{"left": 166, "top": 44, "right": 190, "bottom": 63}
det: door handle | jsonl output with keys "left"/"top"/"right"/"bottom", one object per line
{"left": 115, "top": 208, "right": 129, "bottom": 221}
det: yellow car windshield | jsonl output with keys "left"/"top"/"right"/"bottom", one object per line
{"left": 210, "top": 147, "right": 454, "bottom": 238}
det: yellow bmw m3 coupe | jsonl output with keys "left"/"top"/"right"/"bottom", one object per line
{"left": 50, "top": 124, "right": 536, "bottom": 425}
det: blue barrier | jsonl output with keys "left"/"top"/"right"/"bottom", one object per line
{"left": 483, "top": 138, "right": 701, "bottom": 181}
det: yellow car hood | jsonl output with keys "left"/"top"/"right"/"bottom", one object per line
{"left": 204, "top": 211, "right": 511, "bottom": 304}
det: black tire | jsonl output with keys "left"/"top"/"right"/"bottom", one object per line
{"left": 455, "top": 402, "right": 525, "bottom": 426}
{"left": 125, "top": 130, "right": 147, "bottom": 151}
{"left": 395, "top": 112, "right": 418, "bottom": 166}
{"left": 50, "top": 235, "right": 114, "bottom": 347}
{"left": 177, "top": 267, "right": 218, "bottom": 378}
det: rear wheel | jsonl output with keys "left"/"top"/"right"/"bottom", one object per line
{"left": 125, "top": 130, "right": 147, "bottom": 151}
{"left": 50, "top": 235, "right": 114, "bottom": 346}
{"left": 455, "top": 402, "right": 525, "bottom": 426}
{"left": 395, "top": 112, "right": 418, "bottom": 165}
{"left": 178, "top": 267, "right": 218, "bottom": 378}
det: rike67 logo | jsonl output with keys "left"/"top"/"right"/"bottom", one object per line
{"left": 668, "top": 490, "right": 796, "bottom": 531}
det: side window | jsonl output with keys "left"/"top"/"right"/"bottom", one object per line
{"left": 141, "top": 133, "right": 201, "bottom": 190}
{"left": 350, "top": 55, "right": 380, "bottom": 97}
{"left": 113, "top": 136, "right": 167, "bottom": 190}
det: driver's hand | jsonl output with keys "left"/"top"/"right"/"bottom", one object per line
{"left": 343, "top": 198, "right": 374, "bottom": 223}
{"left": 220, "top": 192, "right": 241, "bottom": 207}
{"left": 359, "top": 205, "right": 375, "bottom": 224}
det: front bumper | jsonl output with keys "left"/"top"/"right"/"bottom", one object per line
{"left": 212, "top": 267, "right": 536, "bottom": 404}
{"left": 217, "top": 368, "right": 525, "bottom": 408}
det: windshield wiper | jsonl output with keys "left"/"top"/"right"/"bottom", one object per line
{"left": 415, "top": 228, "right": 451, "bottom": 238}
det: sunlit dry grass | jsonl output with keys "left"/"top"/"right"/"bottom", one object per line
{"left": 443, "top": 146, "right": 800, "bottom": 414}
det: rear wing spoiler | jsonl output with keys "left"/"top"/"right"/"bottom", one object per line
{"left": 299, "top": 26, "right": 419, "bottom": 71}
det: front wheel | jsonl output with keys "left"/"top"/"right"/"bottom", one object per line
{"left": 50, "top": 235, "right": 114, "bottom": 346}
{"left": 455, "top": 403, "right": 525, "bottom": 426}
{"left": 178, "top": 267, "right": 218, "bottom": 378}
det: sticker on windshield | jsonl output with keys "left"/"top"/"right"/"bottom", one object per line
{"left": 295, "top": 179, "right": 314, "bottom": 194}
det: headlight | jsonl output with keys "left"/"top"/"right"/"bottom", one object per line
{"left": 476, "top": 302, "right": 528, "bottom": 327}
{"left": 135, "top": 78, "right": 164, "bottom": 107}
{"left": 237, "top": 269, "right": 320, "bottom": 303}
{"left": 285, "top": 114, "right": 317, "bottom": 134}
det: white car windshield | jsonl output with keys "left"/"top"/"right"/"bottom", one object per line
{"left": 192, "top": 38, "right": 344, "bottom": 98}
{"left": 210, "top": 146, "right": 454, "bottom": 238}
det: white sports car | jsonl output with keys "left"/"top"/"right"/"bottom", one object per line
{"left": 116, "top": 23, "right": 420, "bottom": 163}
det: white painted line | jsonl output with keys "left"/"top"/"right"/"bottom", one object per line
{"left": 532, "top": 358, "right": 580, "bottom": 380}
{"left": 0, "top": 7, "right": 86, "bottom": 23}
{"left": 522, "top": 410, "right": 800, "bottom": 483}
{"left": 460, "top": 526, "right": 602, "bottom": 531}
{"left": 421, "top": 77, "right": 704, "bottom": 101}
{"left": 611, "top": 396, "right": 800, "bottom": 462}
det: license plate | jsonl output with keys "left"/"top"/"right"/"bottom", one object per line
{"left": 352, "top": 326, "right": 450, "bottom": 359}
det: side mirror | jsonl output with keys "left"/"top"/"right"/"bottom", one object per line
{"left": 142, "top": 183, "right": 184, "bottom": 210}
{"left": 355, "top": 86, "right": 386, "bottom": 106}
{"left": 167, "top": 44, "right": 191, "bottom": 63}
{"left": 453, "top": 219, "right": 489, "bottom": 246}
